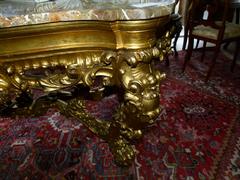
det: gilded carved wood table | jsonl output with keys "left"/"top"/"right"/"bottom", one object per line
{"left": 0, "top": 0, "right": 175, "bottom": 166}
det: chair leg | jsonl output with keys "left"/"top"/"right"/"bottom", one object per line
{"left": 231, "top": 41, "right": 240, "bottom": 72}
{"left": 182, "top": 36, "right": 194, "bottom": 72}
{"left": 205, "top": 45, "right": 220, "bottom": 82}
{"left": 195, "top": 39, "right": 200, "bottom": 49}
{"left": 182, "top": 26, "right": 189, "bottom": 50}
{"left": 201, "top": 41, "right": 207, "bottom": 62}
{"left": 173, "top": 24, "right": 182, "bottom": 56}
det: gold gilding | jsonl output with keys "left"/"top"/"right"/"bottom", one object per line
{"left": 0, "top": 17, "right": 172, "bottom": 166}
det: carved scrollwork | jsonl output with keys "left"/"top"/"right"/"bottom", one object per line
{"left": 119, "top": 48, "right": 156, "bottom": 67}
{"left": 0, "top": 30, "right": 173, "bottom": 167}
{"left": 117, "top": 30, "right": 173, "bottom": 68}
{"left": 0, "top": 13, "right": 174, "bottom": 166}
{"left": 53, "top": 98, "right": 136, "bottom": 166}
{"left": 156, "top": 30, "right": 173, "bottom": 61}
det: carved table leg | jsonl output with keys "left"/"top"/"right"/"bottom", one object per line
{"left": 44, "top": 48, "right": 167, "bottom": 166}
{"left": 105, "top": 48, "right": 166, "bottom": 166}
{"left": 0, "top": 30, "right": 172, "bottom": 166}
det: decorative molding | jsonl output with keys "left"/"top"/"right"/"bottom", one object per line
{"left": 0, "top": 16, "right": 173, "bottom": 166}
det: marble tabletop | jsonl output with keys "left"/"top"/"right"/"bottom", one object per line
{"left": 0, "top": 0, "right": 175, "bottom": 28}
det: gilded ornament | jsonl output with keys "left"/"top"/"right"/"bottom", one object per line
{"left": 0, "top": 16, "right": 173, "bottom": 166}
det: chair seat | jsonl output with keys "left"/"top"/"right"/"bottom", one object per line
{"left": 192, "top": 22, "right": 240, "bottom": 40}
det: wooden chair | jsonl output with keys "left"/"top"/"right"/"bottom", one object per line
{"left": 182, "top": 0, "right": 240, "bottom": 82}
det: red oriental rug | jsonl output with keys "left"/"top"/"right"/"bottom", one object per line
{"left": 0, "top": 50, "right": 240, "bottom": 179}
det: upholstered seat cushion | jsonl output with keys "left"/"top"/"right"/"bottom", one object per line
{"left": 192, "top": 22, "right": 240, "bottom": 40}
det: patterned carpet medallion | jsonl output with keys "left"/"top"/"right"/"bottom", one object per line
{"left": 0, "top": 51, "right": 239, "bottom": 179}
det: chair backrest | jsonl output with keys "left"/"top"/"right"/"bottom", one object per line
{"left": 188, "top": 0, "right": 229, "bottom": 26}
{"left": 188, "top": 0, "right": 230, "bottom": 39}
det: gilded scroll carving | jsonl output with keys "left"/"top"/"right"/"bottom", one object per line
{"left": 0, "top": 31, "right": 172, "bottom": 165}
{"left": 0, "top": 11, "right": 174, "bottom": 165}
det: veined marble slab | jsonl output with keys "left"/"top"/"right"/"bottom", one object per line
{"left": 0, "top": 0, "right": 174, "bottom": 28}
